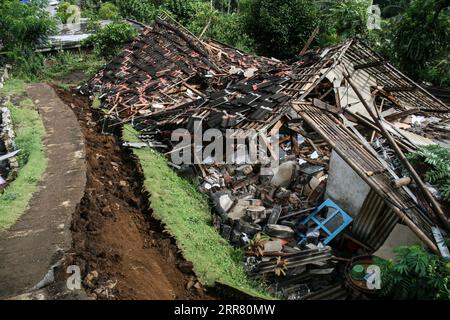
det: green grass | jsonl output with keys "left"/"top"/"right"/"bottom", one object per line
{"left": 10, "top": 51, "right": 105, "bottom": 86}
{"left": 39, "top": 51, "right": 105, "bottom": 86}
{"left": 123, "top": 125, "right": 274, "bottom": 299}
{"left": 1, "top": 79, "right": 27, "bottom": 96}
{"left": 0, "top": 83, "right": 47, "bottom": 229}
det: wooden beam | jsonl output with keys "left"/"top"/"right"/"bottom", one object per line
{"left": 344, "top": 73, "right": 450, "bottom": 233}
{"left": 383, "top": 86, "right": 417, "bottom": 92}
{"left": 384, "top": 108, "right": 420, "bottom": 122}
{"left": 354, "top": 60, "right": 386, "bottom": 70}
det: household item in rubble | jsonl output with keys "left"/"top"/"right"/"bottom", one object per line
{"left": 265, "top": 224, "right": 295, "bottom": 239}
{"left": 296, "top": 199, "right": 353, "bottom": 245}
{"left": 235, "top": 219, "right": 262, "bottom": 237}
{"left": 345, "top": 255, "right": 380, "bottom": 296}
{"left": 351, "top": 265, "right": 365, "bottom": 281}
{"left": 267, "top": 205, "right": 282, "bottom": 225}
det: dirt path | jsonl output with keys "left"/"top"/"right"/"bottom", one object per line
{"left": 0, "top": 84, "right": 86, "bottom": 298}
{"left": 55, "top": 88, "right": 212, "bottom": 300}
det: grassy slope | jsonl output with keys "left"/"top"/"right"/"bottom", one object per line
{"left": 123, "top": 125, "right": 273, "bottom": 299}
{"left": 0, "top": 80, "right": 47, "bottom": 229}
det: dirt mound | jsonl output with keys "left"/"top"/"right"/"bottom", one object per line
{"left": 54, "top": 87, "right": 213, "bottom": 300}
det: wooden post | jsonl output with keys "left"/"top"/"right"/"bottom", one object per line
{"left": 344, "top": 73, "right": 450, "bottom": 231}
{"left": 294, "top": 104, "right": 439, "bottom": 254}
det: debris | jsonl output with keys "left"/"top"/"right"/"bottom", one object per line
{"left": 80, "top": 18, "right": 450, "bottom": 298}
{"left": 431, "top": 227, "right": 450, "bottom": 261}
{"left": 264, "top": 240, "right": 284, "bottom": 253}
{"left": 271, "top": 161, "right": 298, "bottom": 187}
{"left": 178, "top": 261, "right": 194, "bottom": 274}
{"left": 265, "top": 224, "right": 295, "bottom": 239}
{"left": 296, "top": 199, "right": 353, "bottom": 246}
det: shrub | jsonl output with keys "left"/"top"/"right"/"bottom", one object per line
{"left": 57, "top": 1, "right": 72, "bottom": 23}
{"left": 243, "top": 0, "right": 321, "bottom": 59}
{"left": 376, "top": 245, "right": 450, "bottom": 300}
{"left": 6, "top": 48, "right": 45, "bottom": 81}
{"left": 84, "top": 22, "right": 138, "bottom": 59}
{"left": 325, "top": 0, "right": 371, "bottom": 40}
{"left": 163, "top": 0, "right": 196, "bottom": 25}
{"left": 407, "top": 144, "right": 450, "bottom": 203}
{"left": 98, "top": 2, "right": 121, "bottom": 21}
{"left": 0, "top": 0, "right": 56, "bottom": 51}
{"left": 186, "top": 1, "right": 254, "bottom": 53}
{"left": 421, "top": 54, "right": 450, "bottom": 87}
{"left": 114, "top": 0, "right": 159, "bottom": 23}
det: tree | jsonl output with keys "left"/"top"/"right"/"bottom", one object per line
{"left": 0, "top": 0, "right": 56, "bottom": 51}
{"left": 84, "top": 22, "right": 137, "bottom": 59}
{"left": 243, "top": 0, "right": 321, "bottom": 59}
{"left": 113, "top": 0, "right": 159, "bottom": 23}
{"left": 98, "top": 2, "right": 121, "bottom": 20}
{"left": 388, "top": 0, "right": 450, "bottom": 80}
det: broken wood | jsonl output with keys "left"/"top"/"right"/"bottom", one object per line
{"left": 344, "top": 73, "right": 450, "bottom": 233}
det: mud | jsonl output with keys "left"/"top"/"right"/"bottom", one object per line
{"left": 54, "top": 87, "right": 214, "bottom": 300}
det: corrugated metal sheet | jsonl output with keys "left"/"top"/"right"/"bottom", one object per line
{"left": 293, "top": 102, "right": 437, "bottom": 250}
{"left": 352, "top": 190, "right": 399, "bottom": 251}
{"left": 303, "top": 283, "right": 349, "bottom": 300}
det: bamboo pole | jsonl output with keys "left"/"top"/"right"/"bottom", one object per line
{"left": 344, "top": 73, "right": 450, "bottom": 232}
{"left": 294, "top": 104, "right": 439, "bottom": 254}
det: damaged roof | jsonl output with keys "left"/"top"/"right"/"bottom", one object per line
{"left": 82, "top": 17, "right": 450, "bottom": 281}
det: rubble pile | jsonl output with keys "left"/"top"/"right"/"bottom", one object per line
{"left": 82, "top": 18, "right": 450, "bottom": 299}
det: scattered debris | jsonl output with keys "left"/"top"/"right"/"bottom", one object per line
{"left": 80, "top": 18, "right": 450, "bottom": 299}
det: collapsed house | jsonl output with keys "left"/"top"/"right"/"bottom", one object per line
{"left": 81, "top": 17, "right": 450, "bottom": 299}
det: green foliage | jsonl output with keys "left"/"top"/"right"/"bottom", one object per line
{"left": 407, "top": 145, "right": 450, "bottom": 202}
{"left": 84, "top": 22, "right": 138, "bottom": 59}
{"left": 376, "top": 245, "right": 450, "bottom": 300}
{"left": 163, "top": 0, "right": 196, "bottom": 25}
{"left": 6, "top": 48, "right": 45, "bottom": 81}
{"left": 0, "top": 0, "right": 56, "bottom": 51}
{"left": 98, "top": 2, "right": 121, "bottom": 21}
{"left": 0, "top": 90, "right": 47, "bottom": 230}
{"left": 41, "top": 51, "right": 106, "bottom": 84}
{"left": 374, "top": 0, "right": 411, "bottom": 18}
{"left": 421, "top": 53, "right": 450, "bottom": 87}
{"left": 56, "top": 1, "right": 72, "bottom": 23}
{"left": 114, "top": 0, "right": 160, "bottom": 23}
{"left": 123, "top": 124, "right": 273, "bottom": 299}
{"left": 243, "top": 0, "right": 320, "bottom": 59}
{"left": 323, "top": 0, "right": 371, "bottom": 40}
{"left": 387, "top": 0, "right": 450, "bottom": 80}
{"left": 186, "top": 1, "right": 255, "bottom": 53}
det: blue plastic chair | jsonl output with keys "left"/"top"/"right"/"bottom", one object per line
{"left": 296, "top": 199, "right": 353, "bottom": 245}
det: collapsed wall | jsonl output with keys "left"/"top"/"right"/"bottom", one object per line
{"left": 81, "top": 17, "right": 450, "bottom": 299}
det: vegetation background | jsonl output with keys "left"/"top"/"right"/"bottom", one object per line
{"left": 0, "top": 0, "right": 449, "bottom": 86}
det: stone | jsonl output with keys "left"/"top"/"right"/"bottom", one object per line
{"left": 265, "top": 224, "right": 295, "bottom": 239}
{"left": 263, "top": 240, "right": 283, "bottom": 253}
{"left": 271, "top": 161, "right": 298, "bottom": 187}
{"left": 178, "top": 261, "right": 194, "bottom": 274}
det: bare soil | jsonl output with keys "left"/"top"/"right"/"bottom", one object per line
{"left": 54, "top": 87, "right": 214, "bottom": 300}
